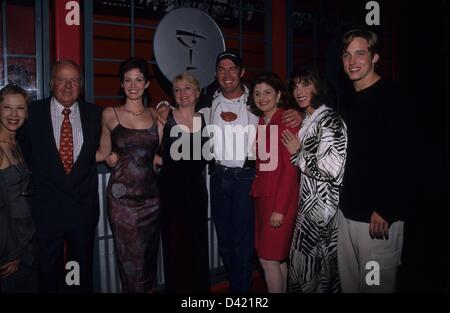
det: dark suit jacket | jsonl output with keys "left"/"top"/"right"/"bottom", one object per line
{"left": 19, "top": 97, "right": 102, "bottom": 237}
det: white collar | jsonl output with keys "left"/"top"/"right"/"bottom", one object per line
{"left": 298, "top": 105, "right": 330, "bottom": 143}
{"left": 51, "top": 97, "right": 79, "bottom": 115}
{"left": 213, "top": 85, "right": 249, "bottom": 103}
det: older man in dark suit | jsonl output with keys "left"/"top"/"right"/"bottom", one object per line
{"left": 19, "top": 60, "right": 101, "bottom": 292}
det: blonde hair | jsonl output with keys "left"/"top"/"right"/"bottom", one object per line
{"left": 171, "top": 73, "right": 201, "bottom": 93}
{"left": 0, "top": 84, "right": 31, "bottom": 107}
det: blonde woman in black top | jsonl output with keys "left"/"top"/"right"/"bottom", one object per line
{"left": 0, "top": 84, "right": 36, "bottom": 292}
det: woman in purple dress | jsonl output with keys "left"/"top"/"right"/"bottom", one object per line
{"left": 96, "top": 57, "right": 163, "bottom": 293}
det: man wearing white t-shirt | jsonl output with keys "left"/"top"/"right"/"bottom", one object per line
{"left": 200, "top": 51, "right": 301, "bottom": 292}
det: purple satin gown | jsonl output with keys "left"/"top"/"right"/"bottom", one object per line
{"left": 107, "top": 119, "right": 160, "bottom": 293}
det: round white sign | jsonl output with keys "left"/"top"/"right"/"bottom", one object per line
{"left": 153, "top": 7, "right": 225, "bottom": 88}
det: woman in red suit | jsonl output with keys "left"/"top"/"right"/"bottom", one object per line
{"left": 249, "top": 72, "right": 300, "bottom": 293}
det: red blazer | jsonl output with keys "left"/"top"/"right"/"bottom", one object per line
{"left": 250, "top": 108, "right": 300, "bottom": 215}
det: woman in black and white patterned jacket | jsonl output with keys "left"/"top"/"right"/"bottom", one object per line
{"left": 281, "top": 65, "right": 348, "bottom": 293}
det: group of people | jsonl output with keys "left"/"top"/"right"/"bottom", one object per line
{"left": 0, "top": 29, "right": 405, "bottom": 294}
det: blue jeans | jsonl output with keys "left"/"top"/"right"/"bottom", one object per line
{"left": 210, "top": 165, "right": 256, "bottom": 292}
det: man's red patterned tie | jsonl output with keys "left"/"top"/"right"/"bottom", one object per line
{"left": 59, "top": 108, "right": 73, "bottom": 175}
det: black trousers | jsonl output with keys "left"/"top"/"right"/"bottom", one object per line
{"left": 36, "top": 226, "right": 95, "bottom": 293}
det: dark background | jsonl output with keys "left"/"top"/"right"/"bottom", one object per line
{"left": 317, "top": 0, "right": 448, "bottom": 292}
{"left": 391, "top": 0, "right": 448, "bottom": 292}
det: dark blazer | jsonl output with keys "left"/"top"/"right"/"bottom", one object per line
{"left": 19, "top": 97, "right": 102, "bottom": 237}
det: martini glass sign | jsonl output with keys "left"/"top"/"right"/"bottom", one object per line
{"left": 176, "top": 29, "right": 207, "bottom": 71}
{"left": 153, "top": 8, "right": 225, "bottom": 88}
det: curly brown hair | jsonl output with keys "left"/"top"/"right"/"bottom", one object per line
{"left": 249, "top": 71, "right": 292, "bottom": 116}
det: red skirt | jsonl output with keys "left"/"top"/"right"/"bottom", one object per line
{"left": 254, "top": 196, "right": 298, "bottom": 261}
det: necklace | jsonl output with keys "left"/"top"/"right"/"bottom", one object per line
{"left": 122, "top": 106, "right": 145, "bottom": 117}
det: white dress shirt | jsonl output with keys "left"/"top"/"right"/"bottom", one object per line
{"left": 50, "top": 97, "right": 84, "bottom": 162}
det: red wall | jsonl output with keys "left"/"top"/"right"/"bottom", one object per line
{"left": 92, "top": 14, "right": 268, "bottom": 108}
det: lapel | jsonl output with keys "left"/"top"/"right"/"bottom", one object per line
{"left": 298, "top": 105, "right": 330, "bottom": 144}
{"left": 42, "top": 99, "right": 67, "bottom": 176}
{"left": 70, "top": 101, "right": 92, "bottom": 174}
{"left": 45, "top": 99, "right": 93, "bottom": 178}
{"left": 268, "top": 108, "right": 283, "bottom": 126}
{"left": 256, "top": 109, "right": 283, "bottom": 165}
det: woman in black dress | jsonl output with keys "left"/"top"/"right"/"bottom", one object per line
{"left": 0, "top": 85, "right": 36, "bottom": 293}
{"left": 156, "top": 73, "right": 211, "bottom": 292}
